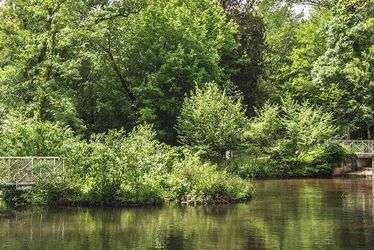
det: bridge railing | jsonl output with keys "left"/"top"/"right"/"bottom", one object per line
{"left": 336, "top": 140, "right": 374, "bottom": 153}
{"left": 0, "top": 157, "right": 64, "bottom": 187}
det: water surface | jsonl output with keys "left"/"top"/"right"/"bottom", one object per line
{"left": 1, "top": 179, "right": 374, "bottom": 250}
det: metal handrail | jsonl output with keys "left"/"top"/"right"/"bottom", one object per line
{"left": 0, "top": 157, "right": 64, "bottom": 188}
{"left": 336, "top": 140, "right": 374, "bottom": 153}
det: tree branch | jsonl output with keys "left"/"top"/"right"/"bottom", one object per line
{"left": 94, "top": 41, "right": 135, "bottom": 103}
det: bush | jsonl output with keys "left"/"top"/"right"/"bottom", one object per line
{"left": 24, "top": 176, "right": 82, "bottom": 206}
{"left": 0, "top": 119, "right": 254, "bottom": 207}
{"left": 319, "top": 143, "right": 353, "bottom": 164}
{"left": 270, "top": 100, "right": 337, "bottom": 162}
{"left": 237, "top": 157, "right": 277, "bottom": 179}
{"left": 241, "top": 100, "right": 347, "bottom": 178}
{"left": 167, "top": 150, "right": 253, "bottom": 205}
{"left": 66, "top": 124, "right": 178, "bottom": 206}
{"left": 246, "top": 103, "right": 281, "bottom": 148}
{"left": 0, "top": 114, "right": 76, "bottom": 156}
{"left": 176, "top": 82, "right": 249, "bottom": 159}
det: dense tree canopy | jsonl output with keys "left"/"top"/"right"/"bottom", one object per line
{"left": 1, "top": 0, "right": 370, "bottom": 206}
{"left": 311, "top": 0, "right": 374, "bottom": 138}
{"left": 0, "top": 0, "right": 373, "bottom": 142}
{"left": 0, "top": 0, "right": 237, "bottom": 142}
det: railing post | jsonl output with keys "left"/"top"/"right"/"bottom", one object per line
{"left": 62, "top": 159, "right": 65, "bottom": 184}
{"left": 31, "top": 157, "right": 34, "bottom": 183}
{"left": 39, "top": 158, "right": 42, "bottom": 179}
{"left": 8, "top": 158, "right": 11, "bottom": 182}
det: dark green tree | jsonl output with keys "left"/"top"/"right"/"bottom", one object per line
{"left": 220, "top": 0, "right": 266, "bottom": 116}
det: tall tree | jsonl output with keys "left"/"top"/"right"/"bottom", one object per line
{"left": 258, "top": 0, "right": 302, "bottom": 101}
{"left": 312, "top": 0, "right": 374, "bottom": 138}
{"left": 114, "top": 0, "right": 238, "bottom": 142}
{"left": 281, "top": 9, "right": 332, "bottom": 101}
{"left": 0, "top": 0, "right": 238, "bottom": 142}
{"left": 0, "top": 0, "right": 142, "bottom": 132}
{"left": 220, "top": 0, "right": 266, "bottom": 116}
{"left": 0, "top": 0, "right": 89, "bottom": 131}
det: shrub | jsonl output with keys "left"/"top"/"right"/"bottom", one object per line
{"left": 167, "top": 150, "right": 253, "bottom": 205}
{"left": 66, "top": 124, "right": 178, "bottom": 206}
{"left": 1, "top": 121, "right": 254, "bottom": 207}
{"left": 0, "top": 114, "right": 76, "bottom": 156}
{"left": 242, "top": 100, "right": 345, "bottom": 178}
{"left": 237, "top": 157, "right": 277, "bottom": 179}
{"left": 246, "top": 102, "right": 281, "bottom": 148}
{"left": 25, "top": 176, "right": 82, "bottom": 206}
{"left": 271, "top": 100, "right": 337, "bottom": 162}
{"left": 176, "top": 82, "right": 249, "bottom": 159}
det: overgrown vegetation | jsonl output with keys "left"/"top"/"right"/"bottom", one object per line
{"left": 0, "top": 118, "right": 253, "bottom": 206}
{"left": 228, "top": 101, "right": 353, "bottom": 178}
{"left": 0, "top": 0, "right": 371, "bottom": 206}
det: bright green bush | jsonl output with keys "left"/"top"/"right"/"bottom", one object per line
{"left": 246, "top": 102, "right": 281, "bottom": 148}
{"left": 24, "top": 175, "right": 82, "bottom": 206}
{"left": 176, "top": 82, "right": 249, "bottom": 159}
{"left": 66, "top": 124, "right": 178, "bottom": 206}
{"left": 0, "top": 118, "right": 253, "bottom": 207}
{"left": 229, "top": 155, "right": 277, "bottom": 179}
{"left": 0, "top": 114, "right": 76, "bottom": 156}
{"left": 167, "top": 150, "right": 253, "bottom": 205}
{"left": 239, "top": 100, "right": 350, "bottom": 178}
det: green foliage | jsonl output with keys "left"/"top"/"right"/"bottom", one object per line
{"left": 8, "top": 123, "right": 253, "bottom": 206}
{"left": 0, "top": 0, "right": 238, "bottom": 142}
{"left": 246, "top": 102, "right": 281, "bottom": 147}
{"left": 227, "top": 154, "right": 276, "bottom": 179}
{"left": 270, "top": 102, "right": 339, "bottom": 177}
{"left": 281, "top": 9, "right": 332, "bottom": 101}
{"left": 233, "top": 100, "right": 350, "bottom": 178}
{"left": 23, "top": 169, "right": 82, "bottom": 206}
{"left": 258, "top": 0, "right": 373, "bottom": 139}
{"left": 259, "top": 0, "right": 302, "bottom": 93}
{"left": 167, "top": 150, "right": 253, "bottom": 205}
{"left": 220, "top": 1, "right": 266, "bottom": 116}
{"left": 0, "top": 115, "right": 76, "bottom": 156}
{"left": 273, "top": 100, "right": 337, "bottom": 161}
{"left": 66, "top": 124, "right": 177, "bottom": 206}
{"left": 123, "top": 0, "right": 238, "bottom": 141}
{"left": 0, "top": 0, "right": 88, "bottom": 131}
{"left": 177, "top": 82, "right": 249, "bottom": 159}
{"left": 310, "top": 0, "right": 374, "bottom": 138}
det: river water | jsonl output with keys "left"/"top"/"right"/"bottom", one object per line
{"left": 1, "top": 179, "right": 374, "bottom": 250}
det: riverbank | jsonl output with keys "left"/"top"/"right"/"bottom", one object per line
{"left": 345, "top": 168, "right": 373, "bottom": 178}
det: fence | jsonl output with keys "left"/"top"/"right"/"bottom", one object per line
{"left": 336, "top": 140, "right": 374, "bottom": 153}
{"left": 0, "top": 157, "right": 64, "bottom": 188}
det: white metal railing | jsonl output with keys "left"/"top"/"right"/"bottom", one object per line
{"left": 0, "top": 157, "right": 64, "bottom": 187}
{"left": 336, "top": 140, "right": 374, "bottom": 153}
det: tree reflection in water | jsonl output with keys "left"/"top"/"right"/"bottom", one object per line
{"left": 0, "top": 179, "right": 374, "bottom": 250}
